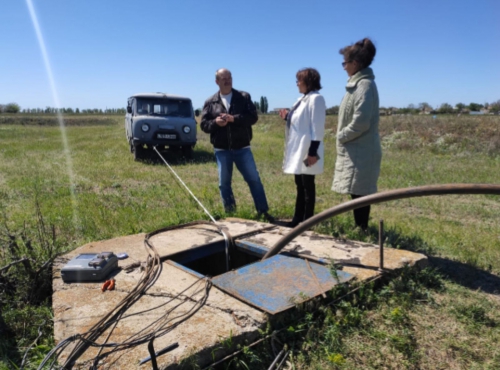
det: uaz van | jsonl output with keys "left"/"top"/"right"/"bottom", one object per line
{"left": 125, "top": 93, "right": 199, "bottom": 160}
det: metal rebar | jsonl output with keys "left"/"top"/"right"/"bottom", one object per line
{"left": 147, "top": 338, "right": 159, "bottom": 370}
{"left": 262, "top": 184, "right": 500, "bottom": 260}
{"left": 267, "top": 348, "right": 285, "bottom": 370}
{"left": 379, "top": 219, "right": 384, "bottom": 271}
{"left": 275, "top": 350, "right": 290, "bottom": 370}
{"left": 139, "top": 342, "right": 179, "bottom": 366}
{"left": 221, "top": 228, "right": 231, "bottom": 272}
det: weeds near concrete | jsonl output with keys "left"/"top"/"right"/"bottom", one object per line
{"left": 0, "top": 202, "right": 66, "bottom": 368}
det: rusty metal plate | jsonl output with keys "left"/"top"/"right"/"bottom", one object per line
{"left": 211, "top": 255, "right": 353, "bottom": 314}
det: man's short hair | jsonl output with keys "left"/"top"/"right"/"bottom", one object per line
{"left": 215, "top": 68, "right": 231, "bottom": 80}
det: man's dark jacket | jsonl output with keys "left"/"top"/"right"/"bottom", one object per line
{"left": 200, "top": 89, "right": 258, "bottom": 150}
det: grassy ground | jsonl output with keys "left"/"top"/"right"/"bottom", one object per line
{"left": 0, "top": 114, "right": 499, "bottom": 369}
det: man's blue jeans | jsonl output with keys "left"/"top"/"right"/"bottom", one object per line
{"left": 214, "top": 147, "right": 269, "bottom": 214}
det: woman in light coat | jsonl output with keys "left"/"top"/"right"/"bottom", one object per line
{"left": 280, "top": 68, "right": 326, "bottom": 228}
{"left": 332, "top": 38, "right": 381, "bottom": 230}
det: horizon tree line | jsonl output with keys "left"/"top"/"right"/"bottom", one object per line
{"left": 1, "top": 99, "right": 499, "bottom": 115}
{"left": 0, "top": 103, "right": 126, "bottom": 115}
{"left": 326, "top": 101, "right": 499, "bottom": 115}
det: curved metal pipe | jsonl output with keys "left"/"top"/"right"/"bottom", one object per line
{"left": 262, "top": 184, "right": 500, "bottom": 260}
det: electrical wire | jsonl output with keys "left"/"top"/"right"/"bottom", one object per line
{"left": 153, "top": 146, "right": 217, "bottom": 223}
{"left": 38, "top": 223, "right": 219, "bottom": 369}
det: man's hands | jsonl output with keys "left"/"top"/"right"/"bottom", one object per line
{"left": 215, "top": 116, "right": 227, "bottom": 126}
{"left": 215, "top": 113, "right": 235, "bottom": 127}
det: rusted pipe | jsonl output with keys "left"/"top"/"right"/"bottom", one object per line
{"left": 262, "top": 184, "right": 500, "bottom": 260}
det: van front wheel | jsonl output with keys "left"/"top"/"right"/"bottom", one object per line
{"left": 182, "top": 145, "right": 193, "bottom": 159}
{"left": 133, "top": 145, "right": 145, "bottom": 161}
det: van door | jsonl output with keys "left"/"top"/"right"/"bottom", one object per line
{"left": 125, "top": 98, "right": 132, "bottom": 140}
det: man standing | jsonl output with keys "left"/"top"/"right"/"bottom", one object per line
{"left": 201, "top": 68, "right": 273, "bottom": 222}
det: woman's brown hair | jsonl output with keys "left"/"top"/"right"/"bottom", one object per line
{"left": 296, "top": 68, "right": 322, "bottom": 93}
{"left": 339, "top": 38, "right": 376, "bottom": 69}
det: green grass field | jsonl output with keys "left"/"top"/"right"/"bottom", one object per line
{"left": 0, "top": 114, "right": 499, "bottom": 369}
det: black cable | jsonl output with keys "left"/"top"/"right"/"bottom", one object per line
{"left": 38, "top": 222, "right": 245, "bottom": 368}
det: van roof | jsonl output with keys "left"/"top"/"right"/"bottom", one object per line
{"left": 130, "top": 93, "right": 191, "bottom": 101}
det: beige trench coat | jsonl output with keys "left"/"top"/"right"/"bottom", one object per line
{"left": 332, "top": 68, "right": 382, "bottom": 195}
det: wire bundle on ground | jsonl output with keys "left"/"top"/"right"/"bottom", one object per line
{"left": 37, "top": 223, "right": 226, "bottom": 369}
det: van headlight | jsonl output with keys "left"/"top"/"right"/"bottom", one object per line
{"left": 141, "top": 123, "right": 150, "bottom": 132}
{"left": 182, "top": 126, "right": 191, "bottom": 134}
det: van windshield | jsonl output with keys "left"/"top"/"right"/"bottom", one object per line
{"left": 136, "top": 98, "right": 192, "bottom": 117}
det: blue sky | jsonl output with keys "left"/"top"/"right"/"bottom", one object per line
{"left": 1, "top": 0, "right": 498, "bottom": 111}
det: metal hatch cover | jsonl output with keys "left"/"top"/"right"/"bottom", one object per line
{"left": 211, "top": 254, "right": 353, "bottom": 314}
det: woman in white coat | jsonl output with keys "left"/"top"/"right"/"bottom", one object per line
{"left": 280, "top": 68, "right": 326, "bottom": 228}
{"left": 332, "top": 38, "right": 381, "bottom": 230}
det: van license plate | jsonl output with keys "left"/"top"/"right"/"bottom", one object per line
{"left": 157, "top": 134, "right": 176, "bottom": 139}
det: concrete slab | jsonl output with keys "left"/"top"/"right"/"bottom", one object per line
{"left": 52, "top": 219, "right": 427, "bottom": 369}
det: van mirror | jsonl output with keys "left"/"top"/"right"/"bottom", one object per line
{"left": 194, "top": 109, "right": 200, "bottom": 117}
{"left": 127, "top": 106, "right": 132, "bottom": 114}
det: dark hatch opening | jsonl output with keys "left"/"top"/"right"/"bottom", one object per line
{"left": 168, "top": 240, "right": 267, "bottom": 277}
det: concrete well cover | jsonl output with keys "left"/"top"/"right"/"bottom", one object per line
{"left": 52, "top": 219, "right": 427, "bottom": 368}
{"left": 211, "top": 254, "right": 353, "bottom": 314}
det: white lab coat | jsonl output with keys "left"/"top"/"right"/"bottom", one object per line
{"left": 283, "top": 91, "right": 326, "bottom": 175}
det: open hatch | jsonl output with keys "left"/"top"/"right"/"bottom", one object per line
{"left": 167, "top": 239, "right": 353, "bottom": 314}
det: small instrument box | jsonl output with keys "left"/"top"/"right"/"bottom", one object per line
{"left": 61, "top": 252, "right": 118, "bottom": 283}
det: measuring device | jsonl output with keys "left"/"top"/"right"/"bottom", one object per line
{"left": 61, "top": 252, "right": 118, "bottom": 283}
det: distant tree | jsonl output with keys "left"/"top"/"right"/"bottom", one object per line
{"left": 489, "top": 100, "right": 500, "bottom": 113}
{"left": 326, "top": 105, "right": 339, "bottom": 115}
{"left": 75, "top": 108, "right": 80, "bottom": 114}
{"left": 259, "top": 96, "right": 269, "bottom": 114}
{"left": 468, "top": 102, "right": 483, "bottom": 112}
{"left": 0, "top": 104, "right": 4, "bottom": 113}
{"left": 254, "top": 101, "right": 260, "bottom": 112}
{"left": 5, "top": 103, "right": 21, "bottom": 113}
{"left": 418, "top": 102, "right": 431, "bottom": 111}
{"left": 405, "top": 104, "right": 419, "bottom": 114}
{"left": 438, "top": 103, "right": 453, "bottom": 114}
{"left": 455, "top": 103, "right": 465, "bottom": 111}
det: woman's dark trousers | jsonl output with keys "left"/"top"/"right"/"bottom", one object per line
{"left": 350, "top": 194, "right": 370, "bottom": 230}
{"left": 291, "top": 174, "right": 315, "bottom": 227}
